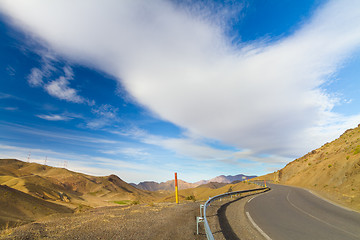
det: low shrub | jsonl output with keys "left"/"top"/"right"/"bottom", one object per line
{"left": 185, "top": 195, "right": 196, "bottom": 201}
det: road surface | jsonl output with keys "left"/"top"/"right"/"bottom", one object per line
{"left": 245, "top": 184, "right": 360, "bottom": 240}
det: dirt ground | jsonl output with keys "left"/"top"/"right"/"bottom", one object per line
{"left": 1, "top": 192, "right": 267, "bottom": 240}
{"left": 1, "top": 202, "right": 205, "bottom": 240}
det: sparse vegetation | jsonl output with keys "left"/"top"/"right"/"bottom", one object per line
{"left": 346, "top": 155, "right": 350, "bottom": 160}
{"left": 114, "top": 200, "right": 140, "bottom": 205}
{"left": 114, "top": 200, "right": 132, "bottom": 205}
{"left": 76, "top": 204, "right": 91, "bottom": 212}
{"left": 328, "top": 164, "right": 332, "bottom": 168}
{"left": 227, "top": 186, "right": 233, "bottom": 192}
{"left": 185, "top": 195, "right": 196, "bottom": 201}
{"left": 0, "top": 222, "right": 17, "bottom": 237}
{"left": 353, "top": 145, "right": 360, "bottom": 155}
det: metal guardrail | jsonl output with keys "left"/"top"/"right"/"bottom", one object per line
{"left": 197, "top": 181, "right": 270, "bottom": 239}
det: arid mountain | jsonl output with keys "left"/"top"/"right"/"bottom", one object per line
{"left": 0, "top": 159, "right": 169, "bottom": 229}
{"left": 195, "top": 182, "right": 229, "bottom": 189}
{"left": 203, "top": 174, "right": 257, "bottom": 184}
{"left": 259, "top": 124, "right": 360, "bottom": 211}
{"left": 0, "top": 185, "right": 72, "bottom": 228}
{"left": 162, "top": 181, "right": 259, "bottom": 202}
{"left": 0, "top": 159, "right": 162, "bottom": 208}
{"left": 130, "top": 179, "right": 198, "bottom": 191}
{"left": 131, "top": 174, "right": 257, "bottom": 191}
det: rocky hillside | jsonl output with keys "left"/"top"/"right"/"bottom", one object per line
{"left": 261, "top": 124, "right": 360, "bottom": 211}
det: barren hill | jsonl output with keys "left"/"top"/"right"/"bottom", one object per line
{"left": 0, "top": 159, "right": 163, "bottom": 206}
{"left": 0, "top": 159, "right": 169, "bottom": 229}
{"left": 0, "top": 185, "right": 72, "bottom": 228}
{"left": 260, "top": 124, "right": 360, "bottom": 211}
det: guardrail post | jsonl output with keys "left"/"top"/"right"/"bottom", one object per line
{"left": 200, "top": 204, "right": 204, "bottom": 217}
{"left": 196, "top": 216, "right": 204, "bottom": 235}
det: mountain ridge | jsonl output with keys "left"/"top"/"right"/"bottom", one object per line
{"left": 130, "top": 174, "right": 257, "bottom": 191}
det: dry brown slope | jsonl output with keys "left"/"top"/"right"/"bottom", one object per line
{"left": 162, "top": 181, "right": 259, "bottom": 202}
{"left": 260, "top": 124, "right": 360, "bottom": 211}
{"left": 0, "top": 159, "right": 164, "bottom": 207}
{"left": 0, "top": 185, "right": 72, "bottom": 229}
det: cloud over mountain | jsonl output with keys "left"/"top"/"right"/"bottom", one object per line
{"left": 1, "top": 0, "right": 360, "bottom": 161}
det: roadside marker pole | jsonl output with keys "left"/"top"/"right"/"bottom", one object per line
{"left": 264, "top": 180, "right": 267, "bottom": 187}
{"left": 175, "top": 172, "right": 179, "bottom": 204}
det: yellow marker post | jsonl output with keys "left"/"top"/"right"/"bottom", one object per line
{"left": 175, "top": 172, "right": 179, "bottom": 204}
{"left": 264, "top": 180, "right": 267, "bottom": 187}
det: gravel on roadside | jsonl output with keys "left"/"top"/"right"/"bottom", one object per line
{"left": 1, "top": 202, "right": 206, "bottom": 240}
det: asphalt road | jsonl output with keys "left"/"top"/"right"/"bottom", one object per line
{"left": 245, "top": 184, "right": 360, "bottom": 240}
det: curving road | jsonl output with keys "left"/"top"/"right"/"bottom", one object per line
{"left": 245, "top": 184, "right": 360, "bottom": 240}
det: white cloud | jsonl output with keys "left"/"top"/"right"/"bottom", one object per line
{"left": 85, "top": 104, "right": 120, "bottom": 129}
{"left": 0, "top": 122, "right": 119, "bottom": 145}
{"left": 44, "top": 66, "right": 85, "bottom": 103}
{"left": 91, "top": 104, "right": 118, "bottom": 119}
{"left": 0, "top": 92, "right": 16, "bottom": 99}
{"left": 1, "top": 0, "right": 360, "bottom": 161}
{"left": 0, "top": 143, "right": 171, "bottom": 182}
{"left": 27, "top": 67, "right": 44, "bottom": 87}
{"left": 101, "top": 147, "right": 149, "bottom": 158}
{"left": 112, "top": 127, "right": 282, "bottom": 165}
{"left": 25, "top": 56, "right": 90, "bottom": 104}
{"left": 3, "top": 107, "right": 18, "bottom": 111}
{"left": 37, "top": 114, "right": 72, "bottom": 121}
{"left": 143, "top": 134, "right": 234, "bottom": 161}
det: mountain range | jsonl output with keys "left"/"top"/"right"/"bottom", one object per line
{"left": 0, "top": 158, "right": 165, "bottom": 228}
{"left": 0, "top": 158, "right": 255, "bottom": 229}
{"left": 130, "top": 174, "right": 257, "bottom": 191}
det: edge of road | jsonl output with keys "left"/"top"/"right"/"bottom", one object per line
{"left": 245, "top": 211, "right": 272, "bottom": 240}
{"left": 244, "top": 189, "right": 272, "bottom": 240}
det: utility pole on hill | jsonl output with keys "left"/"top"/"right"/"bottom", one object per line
{"left": 27, "top": 151, "right": 31, "bottom": 163}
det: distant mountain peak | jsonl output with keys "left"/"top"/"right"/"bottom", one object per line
{"left": 131, "top": 173, "right": 257, "bottom": 191}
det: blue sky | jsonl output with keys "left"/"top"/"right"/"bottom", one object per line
{"left": 1, "top": 0, "right": 360, "bottom": 183}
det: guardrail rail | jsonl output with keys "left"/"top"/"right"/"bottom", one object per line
{"left": 197, "top": 181, "right": 270, "bottom": 239}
